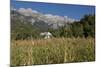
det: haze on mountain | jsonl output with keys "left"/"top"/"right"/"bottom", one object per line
{"left": 11, "top": 7, "right": 77, "bottom": 31}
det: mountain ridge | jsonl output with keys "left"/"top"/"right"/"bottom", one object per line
{"left": 11, "top": 8, "right": 78, "bottom": 31}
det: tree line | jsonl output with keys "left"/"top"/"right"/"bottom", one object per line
{"left": 49, "top": 14, "right": 95, "bottom": 38}
{"left": 11, "top": 14, "right": 95, "bottom": 40}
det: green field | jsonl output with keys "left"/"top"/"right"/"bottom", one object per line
{"left": 11, "top": 37, "right": 95, "bottom": 66}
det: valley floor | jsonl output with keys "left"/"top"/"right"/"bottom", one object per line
{"left": 11, "top": 37, "right": 95, "bottom": 66}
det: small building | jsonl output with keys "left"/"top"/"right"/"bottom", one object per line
{"left": 40, "top": 32, "right": 52, "bottom": 39}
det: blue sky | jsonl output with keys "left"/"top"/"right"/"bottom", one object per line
{"left": 11, "top": 0, "right": 95, "bottom": 20}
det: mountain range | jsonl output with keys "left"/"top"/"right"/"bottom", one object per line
{"left": 11, "top": 8, "right": 77, "bottom": 31}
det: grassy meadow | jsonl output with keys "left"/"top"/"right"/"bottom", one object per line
{"left": 11, "top": 37, "right": 95, "bottom": 66}
{"left": 11, "top": 1, "right": 95, "bottom": 66}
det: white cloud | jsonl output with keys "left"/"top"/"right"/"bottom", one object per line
{"left": 18, "top": 8, "right": 38, "bottom": 16}
{"left": 15, "top": 7, "right": 77, "bottom": 25}
{"left": 44, "top": 14, "right": 76, "bottom": 23}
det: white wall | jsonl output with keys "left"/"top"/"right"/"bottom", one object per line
{"left": 19, "top": 0, "right": 95, "bottom": 5}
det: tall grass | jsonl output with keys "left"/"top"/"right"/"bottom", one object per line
{"left": 11, "top": 37, "right": 95, "bottom": 66}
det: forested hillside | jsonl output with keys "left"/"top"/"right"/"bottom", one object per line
{"left": 11, "top": 8, "right": 95, "bottom": 40}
